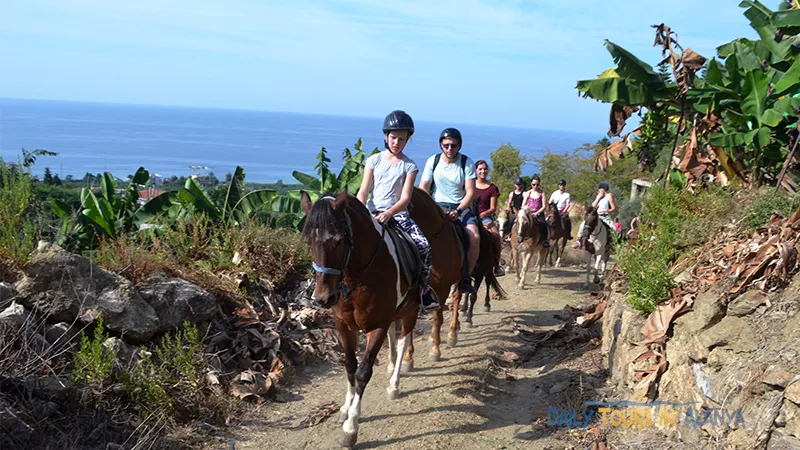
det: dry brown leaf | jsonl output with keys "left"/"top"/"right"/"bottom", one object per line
{"left": 637, "top": 297, "right": 693, "bottom": 346}
{"left": 608, "top": 104, "right": 639, "bottom": 138}
{"left": 295, "top": 402, "right": 339, "bottom": 428}
{"left": 230, "top": 370, "right": 273, "bottom": 401}
{"left": 503, "top": 351, "right": 520, "bottom": 362}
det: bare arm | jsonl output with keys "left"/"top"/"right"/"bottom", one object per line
{"left": 481, "top": 195, "right": 498, "bottom": 218}
{"left": 459, "top": 178, "right": 476, "bottom": 212}
{"left": 535, "top": 191, "right": 547, "bottom": 216}
{"left": 592, "top": 192, "right": 602, "bottom": 208}
{"left": 357, "top": 167, "right": 373, "bottom": 206}
{"left": 521, "top": 190, "right": 530, "bottom": 211}
{"left": 419, "top": 179, "right": 432, "bottom": 194}
{"left": 607, "top": 193, "right": 617, "bottom": 214}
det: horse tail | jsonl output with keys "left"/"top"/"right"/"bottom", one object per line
{"left": 485, "top": 271, "right": 507, "bottom": 300}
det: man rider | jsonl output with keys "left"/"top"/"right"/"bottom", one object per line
{"left": 420, "top": 128, "right": 478, "bottom": 294}
{"left": 549, "top": 179, "right": 573, "bottom": 240}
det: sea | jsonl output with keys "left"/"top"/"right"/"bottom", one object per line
{"left": 0, "top": 98, "right": 601, "bottom": 184}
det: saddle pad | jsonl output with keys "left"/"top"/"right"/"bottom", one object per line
{"left": 385, "top": 220, "right": 423, "bottom": 288}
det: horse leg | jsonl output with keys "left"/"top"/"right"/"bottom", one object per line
{"left": 387, "top": 319, "right": 412, "bottom": 399}
{"left": 593, "top": 253, "right": 602, "bottom": 284}
{"left": 536, "top": 248, "right": 546, "bottom": 284}
{"left": 584, "top": 251, "right": 592, "bottom": 289}
{"left": 401, "top": 317, "right": 415, "bottom": 373}
{"left": 483, "top": 276, "right": 491, "bottom": 312}
{"left": 448, "top": 288, "right": 461, "bottom": 348}
{"left": 556, "top": 238, "right": 566, "bottom": 268}
{"left": 336, "top": 321, "right": 358, "bottom": 425}
{"left": 518, "top": 250, "right": 532, "bottom": 288}
{"left": 465, "top": 275, "right": 481, "bottom": 327}
{"left": 386, "top": 321, "right": 397, "bottom": 374}
{"left": 342, "top": 327, "right": 387, "bottom": 448}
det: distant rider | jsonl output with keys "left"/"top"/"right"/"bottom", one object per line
{"left": 521, "top": 175, "right": 549, "bottom": 247}
{"left": 419, "top": 127, "right": 479, "bottom": 294}
{"left": 357, "top": 110, "right": 440, "bottom": 312}
{"left": 573, "top": 181, "right": 617, "bottom": 249}
{"left": 474, "top": 160, "right": 505, "bottom": 277}
{"left": 549, "top": 178, "right": 573, "bottom": 240}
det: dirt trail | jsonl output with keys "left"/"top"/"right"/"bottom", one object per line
{"left": 226, "top": 266, "right": 599, "bottom": 450}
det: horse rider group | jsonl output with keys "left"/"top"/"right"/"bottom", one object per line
{"left": 357, "top": 109, "right": 619, "bottom": 313}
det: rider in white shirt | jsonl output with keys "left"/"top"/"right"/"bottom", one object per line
{"left": 549, "top": 179, "right": 572, "bottom": 240}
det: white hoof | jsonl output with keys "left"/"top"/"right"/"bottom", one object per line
{"left": 342, "top": 430, "right": 358, "bottom": 448}
{"left": 387, "top": 387, "right": 399, "bottom": 400}
{"left": 400, "top": 361, "right": 413, "bottom": 373}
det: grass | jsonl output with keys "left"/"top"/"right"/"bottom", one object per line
{"left": 0, "top": 159, "right": 37, "bottom": 266}
{"left": 617, "top": 185, "right": 740, "bottom": 313}
{"left": 742, "top": 189, "right": 800, "bottom": 231}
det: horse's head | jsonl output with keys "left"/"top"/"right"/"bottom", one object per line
{"left": 515, "top": 208, "right": 530, "bottom": 243}
{"left": 497, "top": 207, "right": 510, "bottom": 238}
{"left": 545, "top": 203, "right": 560, "bottom": 227}
{"left": 301, "top": 189, "right": 352, "bottom": 308}
{"left": 582, "top": 205, "right": 599, "bottom": 241}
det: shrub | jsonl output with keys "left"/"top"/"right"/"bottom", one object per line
{"left": 742, "top": 190, "right": 800, "bottom": 231}
{"left": 0, "top": 159, "right": 37, "bottom": 264}
{"left": 73, "top": 315, "right": 117, "bottom": 386}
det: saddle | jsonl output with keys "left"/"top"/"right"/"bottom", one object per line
{"left": 384, "top": 218, "right": 423, "bottom": 289}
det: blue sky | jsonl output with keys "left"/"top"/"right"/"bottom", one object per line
{"left": 1, "top": 0, "right": 759, "bottom": 133}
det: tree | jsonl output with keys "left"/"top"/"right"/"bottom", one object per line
{"left": 65, "top": 174, "right": 74, "bottom": 182}
{"left": 225, "top": 172, "right": 232, "bottom": 183}
{"left": 489, "top": 143, "right": 528, "bottom": 199}
{"left": 43, "top": 167, "right": 53, "bottom": 185}
{"left": 52, "top": 174, "right": 62, "bottom": 186}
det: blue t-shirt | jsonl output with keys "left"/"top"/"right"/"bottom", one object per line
{"left": 421, "top": 154, "right": 477, "bottom": 205}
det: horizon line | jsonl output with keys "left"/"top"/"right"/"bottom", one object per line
{"left": 0, "top": 96, "right": 605, "bottom": 137}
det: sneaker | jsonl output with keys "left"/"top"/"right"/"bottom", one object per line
{"left": 493, "top": 266, "right": 506, "bottom": 277}
{"left": 459, "top": 279, "right": 476, "bottom": 294}
{"left": 421, "top": 290, "right": 440, "bottom": 312}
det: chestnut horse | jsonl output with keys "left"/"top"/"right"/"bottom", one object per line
{"left": 460, "top": 223, "right": 508, "bottom": 326}
{"left": 300, "top": 189, "right": 421, "bottom": 447}
{"left": 545, "top": 203, "right": 571, "bottom": 268}
{"left": 513, "top": 208, "right": 549, "bottom": 287}
{"left": 408, "top": 188, "right": 466, "bottom": 361}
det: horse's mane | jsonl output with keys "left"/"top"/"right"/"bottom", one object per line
{"left": 411, "top": 187, "right": 448, "bottom": 221}
{"left": 302, "top": 193, "right": 368, "bottom": 243}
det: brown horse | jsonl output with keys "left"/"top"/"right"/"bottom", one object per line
{"left": 408, "top": 187, "right": 466, "bottom": 361}
{"left": 513, "top": 208, "right": 549, "bottom": 287}
{"left": 545, "top": 203, "right": 571, "bottom": 268}
{"left": 300, "top": 189, "right": 421, "bottom": 447}
{"left": 460, "top": 223, "right": 508, "bottom": 326}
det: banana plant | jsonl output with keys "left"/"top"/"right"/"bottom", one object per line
{"left": 273, "top": 138, "right": 379, "bottom": 229}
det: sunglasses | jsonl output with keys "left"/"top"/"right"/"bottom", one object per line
{"left": 442, "top": 143, "right": 459, "bottom": 149}
{"left": 531, "top": 183, "right": 539, "bottom": 186}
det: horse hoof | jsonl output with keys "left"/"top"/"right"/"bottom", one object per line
{"left": 447, "top": 337, "right": 458, "bottom": 348}
{"left": 341, "top": 431, "right": 358, "bottom": 448}
{"left": 400, "top": 361, "right": 413, "bottom": 373}
{"left": 338, "top": 411, "right": 348, "bottom": 424}
{"left": 465, "top": 320, "right": 473, "bottom": 328}
{"left": 387, "top": 387, "right": 399, "bottom": 400}
{"left": 428, "top": 353, "right": 441, "bottom": 362}
{"left": 484, "top": 304, "right": 491, "bottom": 312}
{"left": 386, "top": 363, "right": 395, "bottom": 374}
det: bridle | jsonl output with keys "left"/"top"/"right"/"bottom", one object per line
{"left": 310, "top": 196, "right": 384, "bottom": 299}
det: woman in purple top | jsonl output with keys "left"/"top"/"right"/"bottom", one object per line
{"left": 520, "top": 175, "right": 549, "bottom": 247}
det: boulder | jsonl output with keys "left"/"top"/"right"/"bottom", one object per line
{"left": 728, "top": 290, "right": 768, "bottom": 317}
{"left": 103, "top": 337, "right": 137, "bottom": 373}
{"left": 44, "top": 322, "right": 76, "bottom": 346}
{"left": 0, "top": 282, "right": 14, "bottom": 308}
{"left": 601, "top": 293, "right": 647, "bottom": 391}
{"left": 14, "top": 242, "right": 159, "bottom": 343}
{"left": 767, "top": 430, "right": 800, "bottom": 449}
{"left": 136, "top": 274, "right": 219, "bottom": 333}
{"left": 787, "top": 382, "right": 800, "bottom": 406}
{"left": 0, "top": 302, "right": 30, "bottom": 331}
{"left": 762, "top": 364, "right": 795, "bottom": 390}
{"left": 786, "top": 400, "right": 800, "bottom": 439}
{"left": 677, "top": 290, "right": 727, "bottom": 334}
{"left": 698, "top": 316, "right": 758, "bottom": 353}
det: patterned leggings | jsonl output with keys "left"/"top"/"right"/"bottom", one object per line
{"left": 393, "top": 213, "right": 433, "bottom": 291}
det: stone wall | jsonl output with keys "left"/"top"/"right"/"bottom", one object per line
{"left": 601, "top": 272, "right": 800, "bottom": 449}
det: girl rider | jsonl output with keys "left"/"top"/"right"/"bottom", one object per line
{"left": 520, "top": 175, "right": 549, "bottom": 247}
{"left": 357, "top": 110, "right": 440, "bottom": 312}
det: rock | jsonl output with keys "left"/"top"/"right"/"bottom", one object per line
{"left": 14, "top": 242, "right": 159, "bottom": 343}
{"left": 707, "top": 347, "right": 738, "bottom": 370}
{"left": 698, "top": 316, "right": 758, "bottom": 353}
{"left": 34, "top": 376, "right": 75, "bottom": 401}
{"left": 674, "top": 270, "right": 694, "bottom": 285}
{"left": 103, "top": 337, "right": 136, "bottom": 371}
{"left": 658, "top": 361, "right": 707, "bottom": 404}
{"left": 778, "top": 402, "right": 788, "bottom": 428}
{"left": 786, "top": 400, "right": 800, "bottom": 439}
{"left": 726, "top": 428, "right": 755, "bottom": 449}
{"left": 787, "top": 382, "right": 800, "bottom": 405}
{"left": 0, "top": 282, "right": 14, "bottom": 308}
{"left": 677, "top": 290, "right": 726, "bottom": 334}
{"left": 728, "top": 290, "right": 767, "bottom": 316}
{"left": 762, "top": 364, "right": 795, "bottom": 390}
{"left": 136, "top": 274, "right": 219, "bottom": 333}
{"left": 767, "top": 430, "right": 800, "bottom": 449}
{"left": 549, "top": 380, "right": 570, "bottom": 394}
{"left": 602, "top": 292, "right": 647, "bottom": 391}
{"left": 44, "top": 322, "right": 76, "bottom": 346}
{"left": 0, "top": 301, "right": 30, "bottom": 331}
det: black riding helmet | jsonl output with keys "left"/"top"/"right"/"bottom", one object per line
{"left": 558, "top": 179, "right": 567, "bottom": 186}
{"left": 439, "top": 127, "right": 462, "bottom": 145}
{"left": 383, "top": 110, "right": 415, "bottom": 135}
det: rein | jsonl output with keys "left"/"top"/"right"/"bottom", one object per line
{"left": 310, "top": 196, "right": 385, "bottom": 299}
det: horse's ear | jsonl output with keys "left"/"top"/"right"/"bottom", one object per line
{"left": 332, "top": 188, "right": 348, "bottom": 213}
{"left": 300, "top": 190, "right": 313, "bottom": 215}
